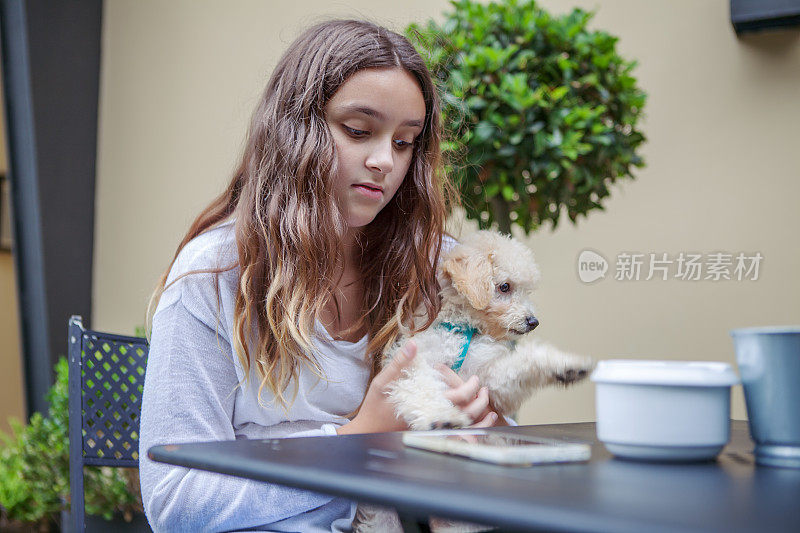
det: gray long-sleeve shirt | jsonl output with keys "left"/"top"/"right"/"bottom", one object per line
{"left": 139, "top": 219, "right": 370, "bottom": 532}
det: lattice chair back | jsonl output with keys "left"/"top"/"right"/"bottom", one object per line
{"left": 68, "top": 315, "right": 148, "bottom": 532}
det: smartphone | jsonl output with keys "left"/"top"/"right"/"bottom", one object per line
{"left": 401, "top": 429, "right": 591, "bottom": 466}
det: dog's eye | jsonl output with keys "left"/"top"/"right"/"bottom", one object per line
{"left": 497, "top": 282, "right": 511, "bottom": 293}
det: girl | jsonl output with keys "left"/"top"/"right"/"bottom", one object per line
{"left": 139, "top": 19, "right": 504, "bottom": 533}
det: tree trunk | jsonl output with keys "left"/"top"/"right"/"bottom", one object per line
{"left": 489, "top": 197, "right": 512, "bottom": 235}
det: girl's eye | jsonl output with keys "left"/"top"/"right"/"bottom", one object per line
{"left": 343, "top": 125, "right": 369, "bottom": 137}
{"left": 343, "top": 125, "right": 413, "bottom": 149}
{"left": 497, "top": 282, "right": 511, "bottom": 293}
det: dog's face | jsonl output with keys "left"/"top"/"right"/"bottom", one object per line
{"left": 440, "top": 231, "right": 542, "bottom": 340}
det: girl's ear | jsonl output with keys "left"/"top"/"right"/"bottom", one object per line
{"left": 441, "top": 247, "right": 494, "bottom": 310}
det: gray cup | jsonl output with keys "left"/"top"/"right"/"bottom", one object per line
{"left": 731, "top": 326, "right": 800, "bottom": 468}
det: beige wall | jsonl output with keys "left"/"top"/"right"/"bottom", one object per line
{"left": 0, "top": 256, "right": 23, "bottom": 435}
{"left": 0, "top": 66, "right": 26, "bottom": 434}
{"left": 94, "top": 0, "right": 800, "bottom": 425}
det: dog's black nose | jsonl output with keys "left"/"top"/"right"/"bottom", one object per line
{"left": 526, "top": 316, "right": 539, "bottom": 331}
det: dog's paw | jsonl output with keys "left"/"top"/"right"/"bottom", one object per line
{"left": 408, "top": 405, "right": 473, "bottom": 431}
{"left": 426, "top": 419, "right": 470, "bottom": 431}
{"left": 552, "top": 356, "right": 594, "bottom": 386}
{"left": 353, "top": 503, "right": 403, "bottom": 533}
{"left": 554, "top": 367, "right": 590, "bottom": 384}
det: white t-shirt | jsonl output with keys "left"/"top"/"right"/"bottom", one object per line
{"left": 140, "top": 219, "right": 371, "bottom": 532}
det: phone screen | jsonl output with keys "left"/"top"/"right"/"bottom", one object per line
{"left": 402, "top": 430, "right": 591, "bottom": 465}
{"left": 422, "top": 432, "right": 564, "bottom": 447}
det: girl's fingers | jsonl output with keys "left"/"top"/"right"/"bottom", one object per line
{"left": 444, "top": 375, "right": 481, "bottom": 406}
{"left": 435, "top": 364, "right": 494, "bottom": 423}
{"left": 377, "top": 340, "right": 416, "bottom": 385}
{"left": 435, "top": 364, "right": 463, "bottom": 388}
{"left": 462, "top": 386, "right": 491, "bottom": 421}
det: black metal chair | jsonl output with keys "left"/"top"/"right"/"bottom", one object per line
{"left": 67, "top": 315, "right": 148, "bottom": 532}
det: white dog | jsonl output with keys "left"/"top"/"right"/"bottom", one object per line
{"left": 353, "top": 231, "right": 593, "bottom": 532}
{"left": 385, "top": 230, "right": 592, "bottom": 429}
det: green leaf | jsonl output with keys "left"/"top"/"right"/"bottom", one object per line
{"left": 549, "top": 86, "right": 569, "bottom": 101}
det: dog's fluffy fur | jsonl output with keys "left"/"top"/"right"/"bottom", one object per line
{"left": 353, "top": 231, "right": 593, "bottom": 533}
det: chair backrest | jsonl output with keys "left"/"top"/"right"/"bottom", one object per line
{"left": 68, "top": 315, "right": 148, "bottom": 532}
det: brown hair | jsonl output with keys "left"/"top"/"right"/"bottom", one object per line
{"left": 147, "top": 19, "right": 456, "bottom": 408}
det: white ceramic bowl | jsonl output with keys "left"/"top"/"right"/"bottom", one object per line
{"left": 591, "top": 360, "right": 739, "bottom": 462}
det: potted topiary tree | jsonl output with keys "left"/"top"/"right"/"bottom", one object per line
{"left": 0, "top": 358, "right": 145, "bottom": 532}
{"left": 406, "top": 0, "right": 647, "bottom": 234}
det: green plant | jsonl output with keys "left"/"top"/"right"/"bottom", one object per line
{"left": 407, "top": 0, "right": 647, "bottom": 234}
{"left": 0, "top": 357, "right": 141, "bottom": 529}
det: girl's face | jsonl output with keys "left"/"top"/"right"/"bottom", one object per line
{"left": 324, "top": 68, "right": 426, "bottom": 230}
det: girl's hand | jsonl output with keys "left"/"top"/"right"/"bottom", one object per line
{"left": 436, "top": 364, "right": 508, "bottom": 428}
{"left": 336, "top": 340, "right": 418, "bottom": 435}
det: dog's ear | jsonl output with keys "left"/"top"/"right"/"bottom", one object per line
{"left": 441, "top": 247, "right": 494, "bottom": 310}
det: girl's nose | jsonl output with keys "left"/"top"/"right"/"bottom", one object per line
{"left": 365, "top": 140, "right": 394, "bottom": 175}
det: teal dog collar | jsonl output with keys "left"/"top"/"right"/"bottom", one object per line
{"left": 438, "top": 322, "right": 478, "bottom": 373}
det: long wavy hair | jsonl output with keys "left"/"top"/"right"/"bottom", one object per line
{"left": 147, "top": 19, "right": 456, "bottom": 409}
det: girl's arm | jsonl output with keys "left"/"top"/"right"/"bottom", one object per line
{"left": 336, "top": 341, "right": 500, "bottom": 434}
{"left": 336, "top": 342, "right": 417, "bottom": 435}
{"left": 140, "top": 291, "right": 345, "bottom": 533}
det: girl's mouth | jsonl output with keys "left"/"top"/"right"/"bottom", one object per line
{"left": 352, "top": 183, "right": 383, "bottom": 200}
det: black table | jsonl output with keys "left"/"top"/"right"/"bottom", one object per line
{"left": 148, "top": 421, "right": 800, "bottom": 532}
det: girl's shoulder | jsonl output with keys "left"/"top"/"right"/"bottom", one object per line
{"left": 156, "top": 219, "right": 238, "bottom": 331}
{"left": 166, "top": 219, "right": 238, "bottom": 285}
